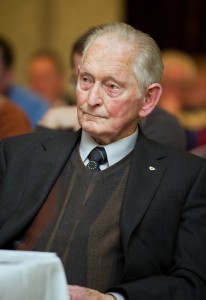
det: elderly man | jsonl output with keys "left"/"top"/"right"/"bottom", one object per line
{"left": 0, "top": 23, "right": 206, "bottom": 300}
{"left": 0, "top": 37, "right": 49, "bottom": 128}
{"left": 39, "top": 27, "right": 186, "bottom": 151}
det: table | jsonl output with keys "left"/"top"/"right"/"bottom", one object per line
{"left": 0, "top": 250, "right": 69, "bottom": 300}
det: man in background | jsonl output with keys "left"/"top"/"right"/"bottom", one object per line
{"left": 159, "top": 49, "right": 197, "bottom": 117}
{"left": 28, "top": 50, "right": 72, "bottom": 107}
{"left": 0, "top": 37, "right": 49, "bottom": 128}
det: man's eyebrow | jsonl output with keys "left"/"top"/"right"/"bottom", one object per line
{"left": 79, "top": 70, "right": 92, "bottom": 76}
{"left": 102, "top": 76, "right": 128, "bottom": 87}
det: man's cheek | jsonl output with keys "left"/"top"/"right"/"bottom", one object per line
{"left": 108, "top": 102, "right": 127, "bottom": 118}
{"left": 76, "top": 88, "right": 86, "bottom": 104}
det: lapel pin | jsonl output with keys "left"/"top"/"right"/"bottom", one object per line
{"left": 149, "top": 166, "right": 156, "bottom": 171}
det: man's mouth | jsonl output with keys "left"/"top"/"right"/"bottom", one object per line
{"left": 82, "top": 111, "right": 107, "bottom": 119}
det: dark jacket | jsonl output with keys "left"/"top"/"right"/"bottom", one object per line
{"left": 0, "top": 129, "right": 206, "bottom": 300}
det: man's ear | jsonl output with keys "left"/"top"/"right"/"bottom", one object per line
{"left": 139, "top": 83, "right": 162, "bottom": 117}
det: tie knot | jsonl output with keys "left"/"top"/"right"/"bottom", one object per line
{"left": 87, "top": 147, "right": 108, "bottom": 172}
{"left": 88, "top": 147, "right": 107, "bottom": 164}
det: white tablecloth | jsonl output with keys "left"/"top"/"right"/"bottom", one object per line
{"left": 0, "top": 250, "right": 69, "bottom": 300}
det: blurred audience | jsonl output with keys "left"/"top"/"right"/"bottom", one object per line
{"left": 183, "top": 55, "right": 206, "bottom": 110}
{"left": 159, "top": 49, "right": 197, "bottom": 117}
{"left": 39, "top": 28, "right": 186, "bottom": 150}
{"left": 180, "top": 55, "right": 206, "bottom": 156}
{"left": 28, "top": 50, "right": 72, "bottom": 107}
{"left": 0, "top": 37, "right": 49, "bottom": 128}
{"left": 159, "top": 49, "right": 206, "bottom": 157}
{"left": 0, "top": 94, "right": 31, "bottom": 139}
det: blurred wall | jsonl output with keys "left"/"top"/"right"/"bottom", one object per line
{"left": 0, "top": 0, "right": 126, "bottom": 85}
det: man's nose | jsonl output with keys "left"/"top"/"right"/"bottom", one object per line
{"left": 87, "top": 83, "right": 103, "bottom": 106}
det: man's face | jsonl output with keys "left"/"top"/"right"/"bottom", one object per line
{"left": 28, "top": 57, "right": 63, "bottom": 104}
{"left": 76, "top": 38, "right": 143, "bottom": 145}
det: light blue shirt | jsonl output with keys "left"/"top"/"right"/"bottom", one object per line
{"left": 79, "top": 129, "right": 138, "bottom": 300}
{"left": 8, "top": 85, "right": 50, "bottom": 128}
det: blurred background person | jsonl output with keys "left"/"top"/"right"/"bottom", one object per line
{"left": 159, "top": 49, "right": 197, "bottom": 118}
{"left": 39, "top": 27, "right": 186, "bottom": 150}
{"left": 158, "top": 49, "right": 206, "bottom": 157}
{"left": 183, "top": 55, "right": 206, "bottom": 110}
{"left": 0, "top": 37, "right": 49, "bottom": 128}
{"left": 28, "top": 50, "right": 73, "bottom": 107}
{"left": 0, "top": 94, "right": 31, "bottom": 139}
{"left": 180, "top": 55, "right": 206, "bottom": 157}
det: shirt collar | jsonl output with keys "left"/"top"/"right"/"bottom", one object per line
{"left": 79, "top": 128, "right": 138, "bottom": 167}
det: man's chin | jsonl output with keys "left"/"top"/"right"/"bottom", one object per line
{"left": 82, "top": 122, "right": 99, "bottom": 135}
{"left": 81, "top": 122, "right": 105, "bottom": 139}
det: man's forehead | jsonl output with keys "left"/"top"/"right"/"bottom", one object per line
{"left": 83, "top": 38, "right": 135, "bottom": 68}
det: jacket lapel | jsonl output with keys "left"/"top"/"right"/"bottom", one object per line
{"left": 0, "top": 130, "right": 81, "bottom": 247}
{"left": 120, "top": 131, "right": 167, "bottom": 257}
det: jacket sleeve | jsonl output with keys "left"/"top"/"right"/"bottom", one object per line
{"left": 111, "top": 161, "right": 206, "bottom": 300}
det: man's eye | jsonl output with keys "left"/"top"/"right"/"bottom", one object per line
{"left": 109, "top": 84, "right": 118, "bottom": 90}
{"left": 82, "top": 76, "right": 89, "bottom": 82}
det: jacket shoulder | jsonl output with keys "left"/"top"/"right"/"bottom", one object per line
{"left": 140, "top": 132, "right": 205, "bottom": 172}
{"left": 0, "top": 130, "right": 79, "bottom": 156}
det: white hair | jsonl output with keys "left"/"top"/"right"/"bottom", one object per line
{"left": 82, "top": 22, "right": 163, "bottom": 98}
